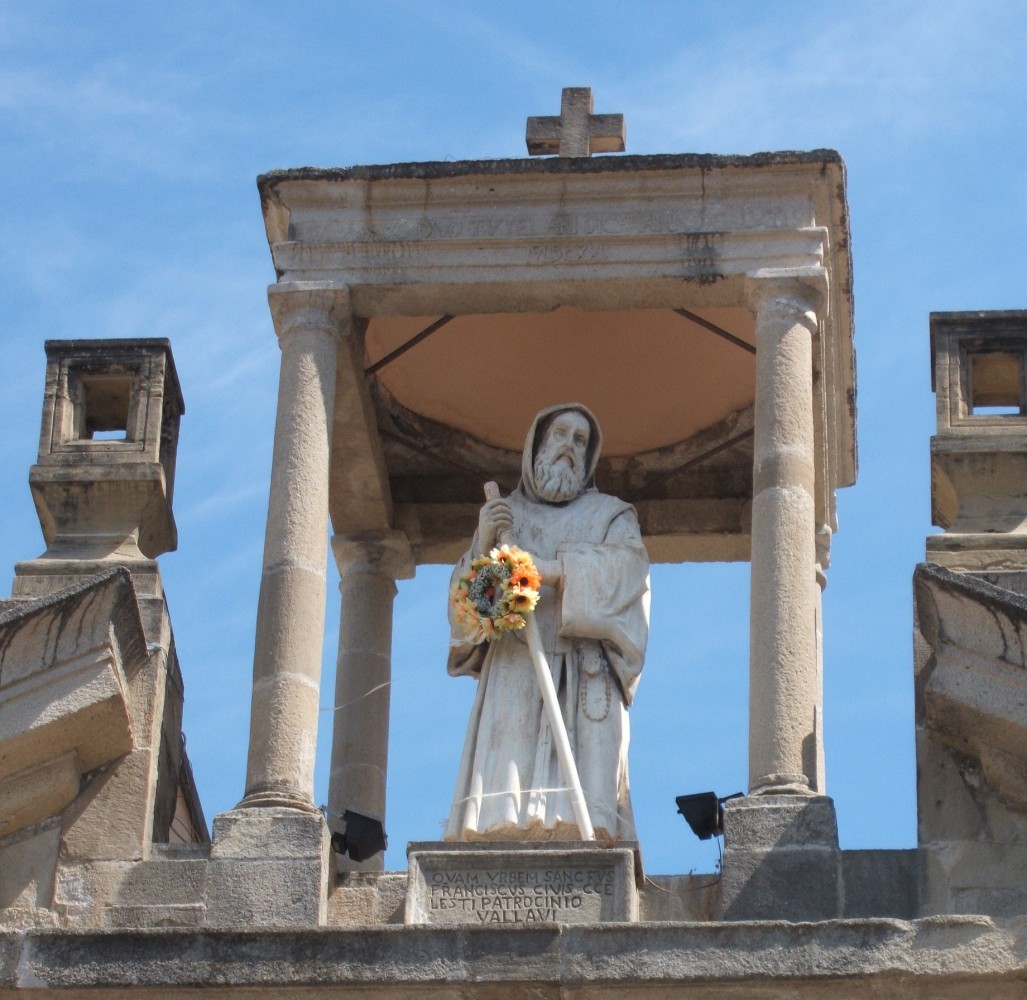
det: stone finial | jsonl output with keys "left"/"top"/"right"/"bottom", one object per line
{"left": 526, "top": 87, "right": 626, "bottom": 158}
{"left": 14, "top": 339, "right": 184, "bottom": 599}
{"left": 928, "top": 311, "right": 1027, "bottom": 576}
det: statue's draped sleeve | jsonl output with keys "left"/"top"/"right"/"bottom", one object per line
{"left": 557, "top": 507, "right": 650, "bottom": 706}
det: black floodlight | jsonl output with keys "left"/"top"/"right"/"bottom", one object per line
{"left": 675, "top": 791, "right": 744, "bottom": 841}
{"left": 330, "top": 809, "right": 387, "bottom": 862}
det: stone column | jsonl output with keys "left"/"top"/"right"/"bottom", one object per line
{"left": 241, "top": 282, "right": 351, "bottom": 812}
{"left": 329, "top": 531, "right": 414, "bottom": 871}
{"left": 812, "top": 522, "right": 832, "bottom": 794}
{"left": 745, "top": 268, "right": 827, "bottom": 796}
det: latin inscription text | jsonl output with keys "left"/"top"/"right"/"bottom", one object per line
{"left": 427, "top": 866, "right": 615, "bottom": 925}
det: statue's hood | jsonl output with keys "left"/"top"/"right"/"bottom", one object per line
{"left": 518, "top": 402, "right": 603, "bottom": 504}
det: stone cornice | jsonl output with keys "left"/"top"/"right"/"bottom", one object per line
{"left": 259, "top": 149, "right": 844, "bottom": 197}
{"left": 2, "top": 917, "right": 1025, "bottom": 996}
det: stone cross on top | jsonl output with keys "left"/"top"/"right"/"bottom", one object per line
{"left": 526, "top": 87, "right": 626, "bottom": 158}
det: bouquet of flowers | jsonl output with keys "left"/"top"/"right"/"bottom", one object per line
{"left": 451, "top": 544, "right": 542, "bottom": 644}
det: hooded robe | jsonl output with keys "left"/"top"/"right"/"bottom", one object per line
{"left": 445, "top": 404, "right": 650, "bottom": 843}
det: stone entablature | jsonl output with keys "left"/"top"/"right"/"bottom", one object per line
{"left": 260, "top": 154, "right": 848, "bottom": 306}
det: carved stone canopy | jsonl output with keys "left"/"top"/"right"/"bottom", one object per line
{"left": 258, "top": 152, "right": 855, "bottom": 564}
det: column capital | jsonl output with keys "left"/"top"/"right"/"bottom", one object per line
{"left": 332, "top": 530, "right": 415, "bottom": 582}
{"left": 267, "top": 282, "right": 352, "bottom": 344}
{"left": 744, "top": 266, "right": 828, "bottom": 320}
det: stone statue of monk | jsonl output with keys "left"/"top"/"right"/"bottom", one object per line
{"left": 445, "top": 403, "right": 650, "bottom": 843}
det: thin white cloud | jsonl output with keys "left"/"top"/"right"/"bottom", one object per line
{"left": 177, "top": 480, "right": 268, "bottom": 525}
{"left": 0, "top": 62, "right": 199, "bottom": 175}
{"left": 624, "top": 0, "right": 1024, "bottom": 153}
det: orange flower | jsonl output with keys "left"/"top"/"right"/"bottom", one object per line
{"left": 505, "top": 587, "right": 539, "bottom": 613}
{"left": 509, "top": 565, "right": 541, "bottom": 590}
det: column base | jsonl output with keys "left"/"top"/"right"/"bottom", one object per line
{"left": 749, "top": 772, "right": 815, "bottom": 796}
{"left": 717, "top": 795, "right": 841, "bottom": 921}
{"left": 205, "top": 806, "right": 329, "bottom": 927}
{"left": 237, "top": 788, "right": 322, "bottom": 813}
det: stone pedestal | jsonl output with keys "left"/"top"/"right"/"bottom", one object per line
{"left": 205, "top": 807, "right": 330, "bottom": 928}
{"left": 718, "top": 795, "right": 841, "bottom": 921}
{"left": 405, "top": 842, "right": 638, "bottom": 926}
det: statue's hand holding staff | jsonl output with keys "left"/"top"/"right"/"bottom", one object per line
{"left": 477, "top": 496, "right": 561, "bottom": 585}
{"left": 477, "top": 496, "right": 513, "bottom": 554}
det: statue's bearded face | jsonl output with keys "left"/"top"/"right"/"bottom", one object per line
{"left": 533, "top": 410, "right": 591, "bottom": 503}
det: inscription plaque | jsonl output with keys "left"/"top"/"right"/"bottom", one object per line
{"left": 405, "top": 842, "right": 638, "bottom": 926}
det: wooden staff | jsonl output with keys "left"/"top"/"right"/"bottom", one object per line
{"left": 484, "top": 482, "right": 595, "bottom": 841}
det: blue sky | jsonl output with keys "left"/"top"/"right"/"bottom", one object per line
{"left": 1, "top": 1, "right": 1025, "bottom": 875}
